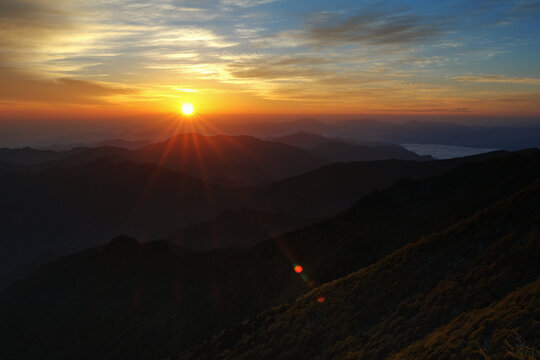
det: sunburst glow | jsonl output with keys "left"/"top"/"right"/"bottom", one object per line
{"left": 182, "top": 103, "right": 194, "bottom": 116}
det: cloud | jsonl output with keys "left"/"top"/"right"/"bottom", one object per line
{"left": 140, "top": 27, "right": 237, "bottom": 48}
{"left": 0, "top": 67, "right": 136, "bottom": 105}
{"left": 452, "top": 74, "right": 540, "bottom": 85}
{"left": 0, "top": 0, "right": 74, "bottom": 52}
{"left": 227, "top": 55, "right": 332, "bottom": 79}
{"left": 302, "top": 7, "right": 448, "bottom": 47}
{"left": 221, "top": 0, "right": 280, "bottom": 8}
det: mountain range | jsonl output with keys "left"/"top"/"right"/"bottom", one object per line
{"left": 223, "top": 118, "right": 540, "bottom": 150}
{"left": 1, "top": 150, "right": 538, "bottom": 360}
{"left": 0, "top": 133, "right": 429, "bottom": 185}
{"left": 0, "top": 133, "right": 446, "bottom": 285}
{"left": 0, "top": 141, "right": 529, "bottom": 286}
{"left": 268, "top": 132, "right": 432, "bottom": 162}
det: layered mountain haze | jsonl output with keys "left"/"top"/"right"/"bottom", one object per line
{"left": 1, "top": 151, "right": 538, "bottom": 360}
{"left": 268, "top": 132, "right": 432, "bottom": 162}
{"left": 136, "top": 134, "right": 328, "bottom": 186}
{"left": 0, "top": 132, "right": 434, "bottom": 185}
{"left": 171, "top": 209, "right": 319, "bottom": 251}
{"left": 225, "top": 119, "right": 540, "bottom": 150}
{"left": 0, "top": 158, "right": 225, "bottom": 286}
{"left": 1, "top": 137, "right": 532, "bottom": 286}
{"left": 1, "top": 134, "right": 328, "bottom": 186}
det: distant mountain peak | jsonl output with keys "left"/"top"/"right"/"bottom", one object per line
{"left": 108, "top": 235, "right": 139, "bottom": 249}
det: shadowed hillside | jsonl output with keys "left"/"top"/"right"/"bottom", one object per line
{"left": 1, "top": 134, "right": 328, "bottom": 187}
{"left": 2, "top": 149, "right": 528, "bottom": 286}
{"left": 171, "top": 209, "right": 318, "bottom": 251}
{"left": 269, "top": 131, "right": 432, "bottom": 162}
{"left": 0, "top": 158, "right": 228, "bottom": 286}
{"left": 134, "top": 134, "right": 327, "bottom": 186}
{"left": 0, "top": 153, "right": 538, "bottom": 360}
{"left": 180, "top": 180, "right": 540, "bottom": 359}
{"left": 241, "top": 150, "right": 537, "bottom": 217}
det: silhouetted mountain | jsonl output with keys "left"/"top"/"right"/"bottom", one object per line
{"left": 0, "top": 236, "right": 309, "bottom": 360}
{"left": 7, "top": 133, "right": 328, "bottom": 186}
{"left": 1, "top": 152, "right": 538, "bottom": 360}
{"left": 45, "top": 138, "right": 153, "bottom": 151}
{"left": 182, "top": 180, "right": 540, "bottom": 359}
{"left": 172, "top": 209, "right": 318, "bottom": 251}
{"left": 269, "top": 131, "right": 432, "bottom": 162}
{"left": 0, "top": 146, "right": 81, "bottom": 165}
{"left": 311, "top": 141, "right": 432, "bottom": 162}
{"left": 95, "top": 138, "right": 152, "bottom": 149}
{"left": 268, "top": 131, "right": 345, "bottom": 148}
{"left": 226, "top": 118, "right": 540, "bottom": 150}
{"left": 242, "top": 150, "right": 535, "bottom": 217}
{"left": 0, "top": 149, "right": 535, "bottom": 286}
{"left": 134, "top": 133, "right": 327, "bottom": 186}
{"left": 0, "top": 161, "right": 22, "bottom": 175}
{"left": 0, "top": 157, "right": 228, "bottom": 286}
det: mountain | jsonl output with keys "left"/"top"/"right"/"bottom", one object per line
{"left": 269, "top": 131, "right": 432, "bottom": 162}
{"left": 222, "top": 118, "right": 540, "bottom": 150}
{"left": 268, "top": 131, "right": 347, "bottom": 149}
{"left": 241, "top": 150, "right": 534, "bottom": 218}
{"left": 171, "top": 209, "right": 318, "bottom": 251}
{"left": 133, "top": 133, "right": 327, "bottom": 186}
{"left": 181, "top": 180, "right": 540, "bottom": 359}
{"left": 0, "top": 146, "right": 81, "bottom": 165}
{"left": 3, "top": 133, "right": 328, "bottom": 187}
{"left": 0, "top": 157, "right": 229, "bottom": 286}
{"left": 0, "top": 236, "right": 309, "bottom": 360}
{"left": 44, "top": 138, "right": 153, "bottom": 151}
{"left": 1, "top": 152, "right": 538, "bottom": 360}
{"left": 0, "top": 149, "right": 535, "bottom": 286}
{"left": 0, "top": 161, "right": 22, "bottom": 175}
{"left": 93, "top": 138, "right": 152, "bottom": 149}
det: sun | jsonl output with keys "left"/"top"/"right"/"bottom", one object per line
{"left": 181, "top": 103, "right": 194, "bottom": 115}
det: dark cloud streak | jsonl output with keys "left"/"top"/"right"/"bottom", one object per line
{"left": 303, "top": 6, "right": 449, "bottom": 47}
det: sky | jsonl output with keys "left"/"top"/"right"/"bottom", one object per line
{"left": 1, "top": 0, "right": 540, "bottom": 121}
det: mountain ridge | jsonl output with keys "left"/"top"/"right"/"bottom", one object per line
{"left": 1, "top": 152, "right": 539, "bottom": 360}
{"left": 179, "top": 179, "right": 540, "bottom": 359}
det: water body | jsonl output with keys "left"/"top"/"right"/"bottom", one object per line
{"left": 402, "top": 143, "right": 498, "bottom": 160}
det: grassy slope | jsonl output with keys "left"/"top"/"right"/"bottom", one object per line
{"left": 180, "top": 181, "right": 540, "bottom": 359}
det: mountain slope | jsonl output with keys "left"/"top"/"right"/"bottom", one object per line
{"left": 171, "top": 209, "right": 318, "bottom": 251}
{"left": 0, "top": 153, "right": 539, "bottom": 360}
{"left": 2, "top": 149, "right": 528, "bottom": 286}
{"left": 35, "top": 133, "right": 327, "bottom": 186}
{"left": 0, "top": 236, "right": 309, "bottom": 360}
{"left": 180, "top": 180, "right": 540, "bottom": 359}
{"left": 242, "top": 150, "right": 537, "bottom": 217}
{"left": 268, "top": 131, "right": 431, "bottom": 162}
{"left": 228, "top": 118, "right": 540, "bottom": 150}
{"left": 0, "top": 134, "right": 328, "bottom": 186}
{"left": 0, "top": 157, "right": 228, "bottom": 285}
{"left": 0, "top": 146, "right": 81, "bottom": 165}
{"left": 394, "top": 279, "right": 539, "bottom": 360}
{"left": 135, "top": 133, "right": 327, "bottom": 186}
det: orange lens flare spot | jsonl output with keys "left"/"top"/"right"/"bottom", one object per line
{"left": 294, "top": 265, "right": 303, "bottom": 274}
{"left": 317, "top": 296, "right": 326, "bottom": 303}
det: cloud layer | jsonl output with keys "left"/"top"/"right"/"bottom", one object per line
{"left": 0, "top": 0, "right": 539, "bottom": 115}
